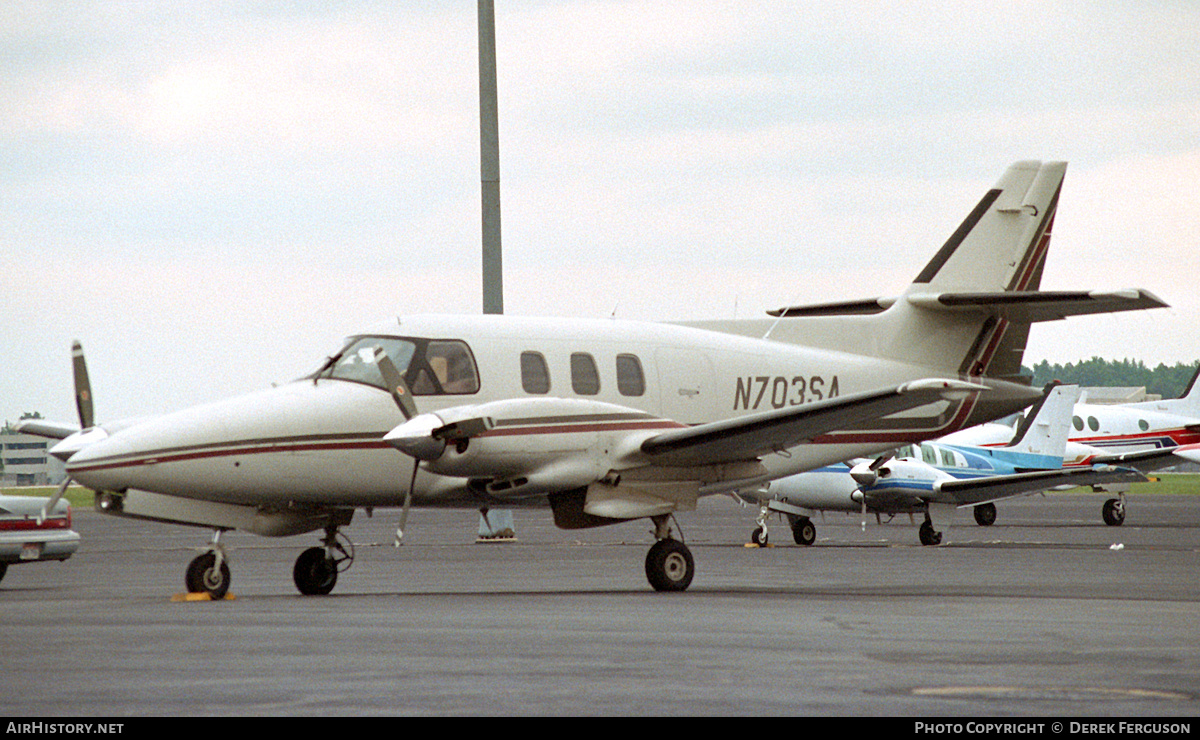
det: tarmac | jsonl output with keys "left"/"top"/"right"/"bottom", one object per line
{"left": 2, "top": 491, "right": 1198, "bottom": 717}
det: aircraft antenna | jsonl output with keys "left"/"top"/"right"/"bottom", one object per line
{"left": 762, "top": 289, "right": 804, "bottom": 340}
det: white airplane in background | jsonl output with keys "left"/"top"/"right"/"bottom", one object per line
{"left": 20, "top": 160, "right": 1167, "bottom": 596}
{"left": 940, "top": 364, "right": 1200, "bottom": 525}
{"left": 742, "top": 383, "right": 1147, "bottom": 546}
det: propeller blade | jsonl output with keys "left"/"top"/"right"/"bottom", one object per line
{"left": 71, "top": 341, "right": 94, "bottom": 429}
{"left": 394, "top": 459, "right": 419, "bottom": 547}
{"left": 38, "top": 477, "right": 72, "bottom": 526}
{"left": 860, "top": 492, "right": 867, "bottom": 532}
{"left": 374, "top": 346, "right": 418, "bottom": 420}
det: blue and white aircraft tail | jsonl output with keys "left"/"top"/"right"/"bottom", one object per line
{"left": 745, "top": 383, "right": 1147, "bottom": 546}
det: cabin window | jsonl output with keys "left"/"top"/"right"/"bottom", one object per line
{"left": 896, "top": 445, "right": 916, "bottom": 460}
{"left": 616, "top": 354, "right": 645, "bottom": 397}
{"left": 940, "top": 449, "right": 956, "bottom": 467}
{"left": 921, "top": 445, "right": 938, "bottom": 465}
{"left": 520, "top": 352, "right": 551, "bottom": 394}
{"left": 1138, "top": 419, "right": 1150, "bottom": 432}
{"left": 571, "top": 353, "right": 600, "bottom": 395}
{"left": 1072, "top": 416, "right": 1084, "bottom": 432}
{"left": 1088, "top": 416, "right": 1100, "bottom": 432}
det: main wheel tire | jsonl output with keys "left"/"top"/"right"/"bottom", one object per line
{"left": 973, "top": 502, "right": 997, "bottom": 527}
{"left": 918, "top": 521, "right": 942, "bottom": 546}
{"left": 293, "top": 546, "right": 338, "bottom": 596}
{"left": 1102, "top": 498, "right": 1126, "bottom": 527}
{"left": 792, "top": 517, "right": 816, "bottom": 546}
{"left": 750, "top": 527, "right": 769, "bottom": 546}
{"left": 185, "top": 552, "right": 231, "bottom": 599}
{"left": 645, "top": 539, "right": 694, "bottom": 592}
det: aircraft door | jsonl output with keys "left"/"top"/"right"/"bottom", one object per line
{"left": 655, "top": 348, "right": 716, "bottom": 425}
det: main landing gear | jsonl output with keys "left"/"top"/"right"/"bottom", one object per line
{"left": 645, "top": 515, "right": 693, "bottom": 592}
{"left": 918, "top": 517, "right": 943, "bottom": 546}
{"left": 1102, "top": 495, "right": 1126, "bottom": 526}
{"left": 973, "top": 502, "right": 997, "bottom": 527}
{"left": 293, "top": 526, "right": 354, "bottom": 596}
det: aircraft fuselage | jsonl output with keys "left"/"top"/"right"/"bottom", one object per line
{"left": 64, "top": 313, "right": 1034, "bottom": 511}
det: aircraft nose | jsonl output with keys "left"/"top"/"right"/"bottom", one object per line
{"left": 849, "top": 462, "right": 880, "bottom": 488}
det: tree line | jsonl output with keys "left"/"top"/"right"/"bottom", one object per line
{"left": 1026, "top": 358, "right": 1200, "bottom": 399}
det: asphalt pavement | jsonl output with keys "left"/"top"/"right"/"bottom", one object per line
{"left": 2, "top": 491, "right": 1198, "bottom": 718}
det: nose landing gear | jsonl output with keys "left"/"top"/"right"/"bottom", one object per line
{"left": 185, "top": 530, "right": 232, "bottom": 599}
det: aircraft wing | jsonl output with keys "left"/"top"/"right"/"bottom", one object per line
{"left": 1081, "top": 446, "right": 1199, "bottom": 474}
{"left": 932, "top": 465, "right": 1148, "bottom": 507}
{"left": 638, "top": 378, "right": 987, "bottom": 467}
{"left": 1171, "top": 443, "right": 1200, "bottom": 464}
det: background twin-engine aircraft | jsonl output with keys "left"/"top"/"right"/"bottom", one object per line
{"left": 934, "top": 365, "right": 1200, "bottom": 526}
{"left": 741, "top": 383, "right": 1148, "bottom": 547}
{"left": 21, "top": 160, "right": 1167, "bottom": 595}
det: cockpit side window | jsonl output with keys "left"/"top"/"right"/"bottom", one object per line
{"left": 422, "top": 340, "right": 480, "bottom": 394}
{"left": 314, "top": 337, "right": 416, "bottom": 389}
{"left": 313, "top": 336, "right": 479, "bottom": 396}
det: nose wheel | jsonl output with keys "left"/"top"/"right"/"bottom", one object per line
{"left": 185, "top": 530, "right": 232, "bottom": 599}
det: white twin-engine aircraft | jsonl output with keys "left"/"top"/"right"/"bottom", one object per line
{"left": 26, "top": 161, "right": 1166, "bottom": 595}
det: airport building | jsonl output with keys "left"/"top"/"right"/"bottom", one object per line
{"left": 1, "top": 432, "right": 67, "bottom": 487}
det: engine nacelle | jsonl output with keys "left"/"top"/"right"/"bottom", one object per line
{"left": 384, "top": 397, "right": 681, "bottom": 487}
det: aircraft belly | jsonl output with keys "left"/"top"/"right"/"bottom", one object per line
{"left": 109, "top": 448, "right": 414, "bottom": 507}
{"left": 770, "top": 470, "right": 859, "bottom": 511}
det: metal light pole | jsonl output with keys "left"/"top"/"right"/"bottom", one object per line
{"left": 479, "top": 0, "right": 503, "bottom": 316}
{"left": 477, "top": 1, "right": 514, "bottom": 539}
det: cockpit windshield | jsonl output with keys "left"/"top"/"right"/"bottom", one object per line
{"left": 310, "top": 335, "right": 479, "bottom": 396}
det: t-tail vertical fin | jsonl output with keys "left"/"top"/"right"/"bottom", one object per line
{"left": 1005, "top": 382, "right": 1081, "bottom": 461}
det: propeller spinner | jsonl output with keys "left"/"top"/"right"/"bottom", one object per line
{"left": 848, "top": 454, "right": 892, "bottom": 532}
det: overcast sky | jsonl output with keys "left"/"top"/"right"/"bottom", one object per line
{"left": 3, "top": 1, "right": 1198, "bottom": 427}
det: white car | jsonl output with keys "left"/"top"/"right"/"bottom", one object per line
{"left": 0, "top": 494, "right": 81, "bottom": 583}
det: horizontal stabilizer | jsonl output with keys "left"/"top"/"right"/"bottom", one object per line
{"left": 767, "top": 297, "right": 896, "bottom": 318}
{"left": 936, "top": 465, "right": 1147, "bottom": 507}
{"left": 15, "top": 419, "right": 81, "bottom": 440}
{"left": 768, "top": 289, "right": 1166, "bottom": 323}
{"left": 640, "top": 378, "right": 989, "bottom": 467}
{"left": 905, "top": 289, "right": 1167, "bottom": 322}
